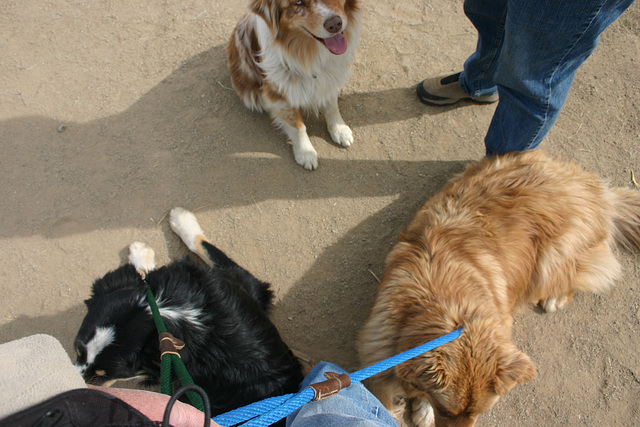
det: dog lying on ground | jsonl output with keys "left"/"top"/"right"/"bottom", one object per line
{"left": 358, "top": 150, "right": 640, "bottom": 426}
{"left": 227, "top": 0, "right": 361, "bottom": 170}
{"left": 74, "top": 207, "right": 303, "bottom": 416}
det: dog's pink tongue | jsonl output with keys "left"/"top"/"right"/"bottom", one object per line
{"left": 323, "top": 33, "right": 347, "bottom": 55}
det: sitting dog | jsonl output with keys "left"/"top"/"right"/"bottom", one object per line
{"left": 226, "top": 0, "right": 361, "bottom": 170}
{"left": 74, "top": 207, "right": 303, "bottom": 416}
{"left": 358, "top": 150, "right": 640, "bottom": 426}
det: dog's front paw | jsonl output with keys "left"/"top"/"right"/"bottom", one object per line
{"left": 411, "top": 399, "right": 435, "bottom": 427}
{"left": 293, "top": 146, "right": 318, "bottom": 170}
{"left": 129, "top": 242, "right": 156, "bottom": 273}
{"left": 328, "top": 123, "right": 353, "bottom": 147}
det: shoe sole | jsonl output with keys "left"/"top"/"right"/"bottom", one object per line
{"left": 416, "top": 81, "right": 498, "bottom": 106}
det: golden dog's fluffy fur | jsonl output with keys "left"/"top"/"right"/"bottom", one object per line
{"left": 227, "top": 0, "right": 360, "bottom": 170}
{"left": 358, "top": 150, "right": 640, "bottom": 427}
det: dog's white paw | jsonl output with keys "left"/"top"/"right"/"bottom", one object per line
{"left": 328, "top": 123, "right": 353, "bottom": 147}
{"left": 540, "top": 295, "right": 569, "bottom": 312}
{"left": 411, "top": 399, "right": 435, "bottom": 427}
{"left": 129, "top": 242, "right": 156, "bottom": 273}
{"left": 293, "top": 146, "right": 318, "bottom": 170}
{"left": 169, "top": 207, "right": 204, "bottom": 252}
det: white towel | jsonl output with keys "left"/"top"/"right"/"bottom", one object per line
{"left": 0, "top": 334, "right": 86, "bottom": 418}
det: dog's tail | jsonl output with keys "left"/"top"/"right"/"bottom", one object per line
{"left": 612, "top": 187, "right": 640, "bottom": 252}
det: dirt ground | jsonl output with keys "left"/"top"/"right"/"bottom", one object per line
{"left": 1, "top": 1, "right": 639, "bottom": 425}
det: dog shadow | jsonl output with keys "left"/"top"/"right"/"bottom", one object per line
{"left": 0, "top": 43, "right": 464, "bottom": 241}
{"left": 0, "top": 157, "right": 466, "bottom": 370}
{"left": 271, "top": 160, "right": 468, "bottom": 370}
{"left": 0, "top": 43, "right": 472, "bottom": 370}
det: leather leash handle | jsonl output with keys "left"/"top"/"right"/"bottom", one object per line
{"left": 306, "top": 372, "right": 351, "bottom": 401}
{"left": 159, "top": 332, "right": 185, "bottom": 358}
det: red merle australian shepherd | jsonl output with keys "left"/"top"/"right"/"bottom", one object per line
{"left": 227, "top": 0, "right": 361, "bottom": 170}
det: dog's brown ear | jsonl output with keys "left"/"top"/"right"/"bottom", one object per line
{"left": 494, "top": 349, "right": 537, "bottom": 396}
{"left": 251, "top": 0, "right": 281, "bottom": 27}
{"left": 396, "top": 351, "right": 450, "bottom": 390}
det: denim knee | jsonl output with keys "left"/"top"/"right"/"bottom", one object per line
{"left": 286, "top": 362, "right": 398, "bottom": 427}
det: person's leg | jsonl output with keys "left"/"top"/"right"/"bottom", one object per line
{"left": 484, "top": 0, "right": 635, "bottom": 155}
{"left": 458, "top": 0, "right": 508, "bottom": 98}
{"left": 416, "top": 0, "right": 506, "bottom": 106}
{"left": 286, "top": 362, "right": 398, "bottom": 427}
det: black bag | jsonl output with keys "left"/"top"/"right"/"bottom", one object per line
{"left": 0, "top": 385, "right": 210, "bottom": 427}
{"left": 0, "top": 388, "right": 159, "bottom": 427}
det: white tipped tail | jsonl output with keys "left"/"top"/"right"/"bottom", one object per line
{"left": 169, "top": 207, "right": 213, "bottom": 266}
{"left": 169, "top": 207, "right": 205, "bottom": 253}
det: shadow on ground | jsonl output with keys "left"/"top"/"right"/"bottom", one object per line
{"left": 0, "top": 44, "right": 469, "bottom": 370}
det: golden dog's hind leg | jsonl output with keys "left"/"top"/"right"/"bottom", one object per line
{"left": 539, "top": 240, "right": 621, "bottom": 312}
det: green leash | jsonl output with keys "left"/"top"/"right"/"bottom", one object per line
{"left": 140, "top": 271, "right": 206, "bottom": 412}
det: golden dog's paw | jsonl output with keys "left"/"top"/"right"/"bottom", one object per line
{"left": 540, "top": 294, "right": 570, "bottom": 312}
{"left": 411, "top": 399, "right": 435, "bottom": 427}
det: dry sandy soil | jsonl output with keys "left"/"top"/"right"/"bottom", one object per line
{"left": 1, "top": 1, "right": 639, "bottom": 425}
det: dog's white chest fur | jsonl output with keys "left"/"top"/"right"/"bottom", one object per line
{"left": 253, "top": 14, "right": 361, "bottom": 111}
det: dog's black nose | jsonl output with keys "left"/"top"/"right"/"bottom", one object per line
{"left": 324, "top": 16, "right": 343, "bottom": 34}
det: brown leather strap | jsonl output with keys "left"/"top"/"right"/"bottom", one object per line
{"left": 159, "top": 332, "right": 185, "bottom": 358}
{"left": 306, "top": 372, "right": 351, "bottom": 401}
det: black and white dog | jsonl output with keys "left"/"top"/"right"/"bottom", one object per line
{"left": 74, "top": 207, "right": 303, "bottom": 415}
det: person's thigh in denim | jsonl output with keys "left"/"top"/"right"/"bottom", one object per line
{"left": 286, "top": 362, "right": 398, "bottom": 427}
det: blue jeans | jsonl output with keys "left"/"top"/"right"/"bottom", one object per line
{"left": 458, "top": 0, "right": 635, "bottom": 155}
{"left": 286, "top": 362, "right": 398, "bottom": 427}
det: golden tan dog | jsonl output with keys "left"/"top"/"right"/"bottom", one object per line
{"left": 358, "top": 150, "right": 640, "bottom": 426}
{"left": 227, "top": 0, "right": 360, "bottom": 170}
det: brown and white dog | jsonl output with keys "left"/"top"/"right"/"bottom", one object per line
{"left": 358, "top": 150, "right": 640, "bottom": 426}
{"left": 227, "top": 0, "right": 360, "bottom": 170}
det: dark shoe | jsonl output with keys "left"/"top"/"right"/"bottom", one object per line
{"left": 417, "top": 72, "right": 498, "bottom": 106}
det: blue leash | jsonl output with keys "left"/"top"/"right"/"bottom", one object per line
{"left": 212, "top": 328, "right": 464, "bottom": 427}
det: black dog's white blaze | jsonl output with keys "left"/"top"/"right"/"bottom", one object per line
{"left": 75, "top": 325, "right": 115, "bottom": 376}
